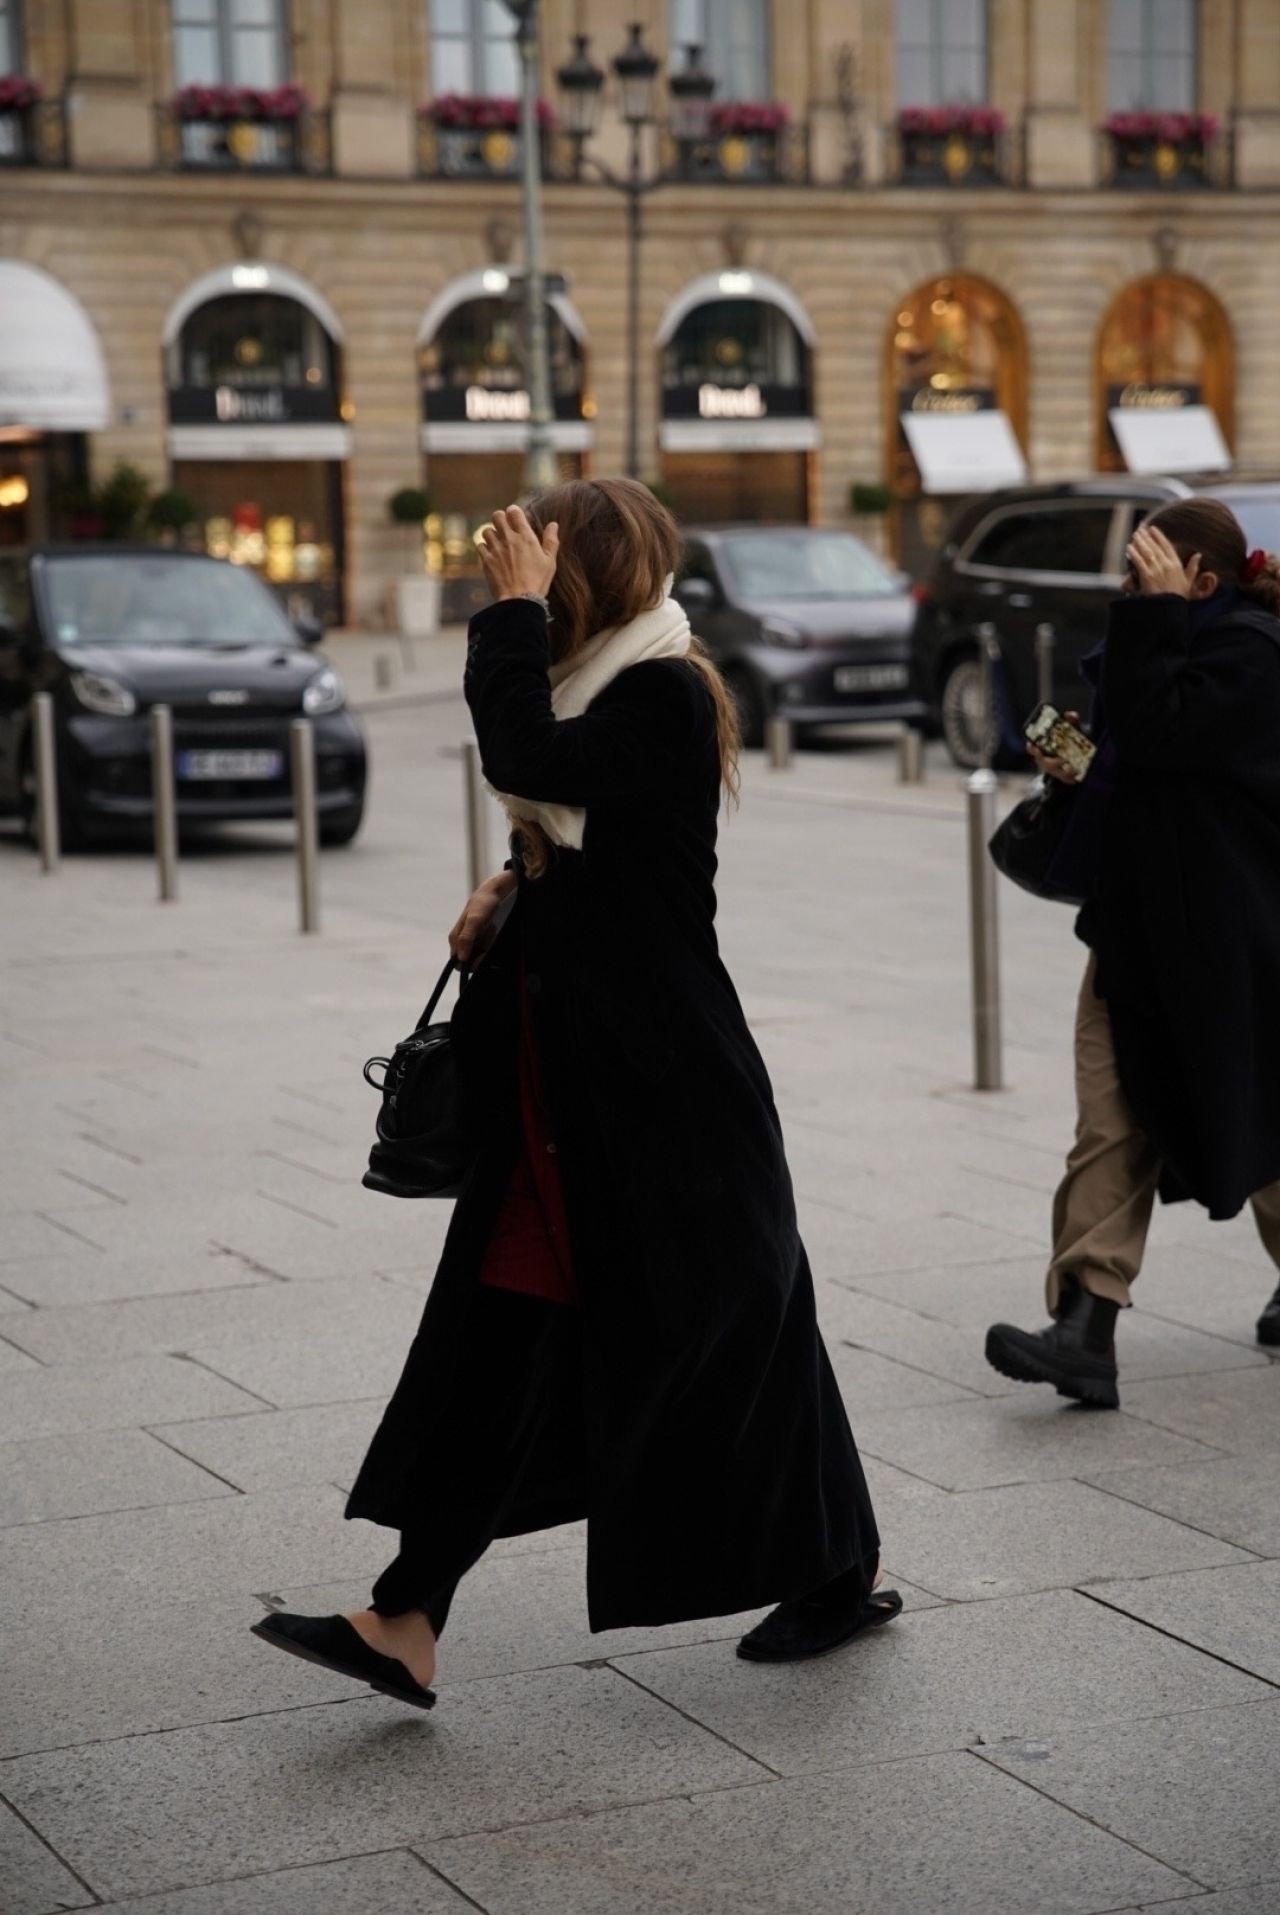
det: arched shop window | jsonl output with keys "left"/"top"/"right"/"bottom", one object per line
{"left": 657, "top": 272, "right": 817, "bottom": 524}
{"left": 887, "top": 273, "right": 1027, "bottom": 573}
{"left": 417, "top": 271, "right": 592, "bottom": 620}
{"left": 163, "top": 265, "right": 350, "bottom": 625}
{"left": 0, "top": 260, "right": 110, "bottom": 545}
{"left": 1096, "top": 274, "right": 1233, "bottom": 476}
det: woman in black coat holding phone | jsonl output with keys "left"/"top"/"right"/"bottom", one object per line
{"left": 252, "top": 478, "right": 897, "bottom": 1709}
{"left": 987, "top": 498, "right": 1280, "bottom": 1409}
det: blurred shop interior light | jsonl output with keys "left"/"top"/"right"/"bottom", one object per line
{"left": 0, "top": 475, "right": 30, "bottom": 508}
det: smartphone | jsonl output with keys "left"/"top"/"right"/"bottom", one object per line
{"left": 1024, "top": 702, "right": 1096, "bottom": 779}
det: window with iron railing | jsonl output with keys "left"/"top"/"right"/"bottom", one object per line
{"left": 1108, "top": 0, "right": 1196, "bottom": 111}
{"left": 670, "top": 0, "right": 770, "bottom": 101}
{"left": 896, "top": 0, "right": 987, "bottom": 106}
{"left": 172, "top": 0, "right": 288, "bottom": 90}
{"left": 429, "top": 0, "right": 519, "bottom": 97}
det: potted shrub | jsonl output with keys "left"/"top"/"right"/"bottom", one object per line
{"left": 387, "top": 486, "right": 441, "bottom": 638}
{"left": 1103, "top": 111, "right": 1218, "bottom": 187}
{"left": 147, "top": 488, "right": 199, "bottom": 546}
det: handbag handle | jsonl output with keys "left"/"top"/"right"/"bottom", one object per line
{"left": 415, "top": 955, "right": 463, "bottom": 1031}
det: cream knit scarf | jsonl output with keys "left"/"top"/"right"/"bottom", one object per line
{"left": 490, "top": 582, "right": 692, "bottom": 852}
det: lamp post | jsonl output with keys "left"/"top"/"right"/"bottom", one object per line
{"left": 503, "top": 0, "right": 558, "bottom": 492}
{"left": 557, "top": 31, "right": 716, "bottom": 481}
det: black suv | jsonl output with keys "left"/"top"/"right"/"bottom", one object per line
{"left": 0, "top": 546, "right": 368, "bottom": 847}
{"left": 911, "top": 476, "right": 1280, "bottom": 768}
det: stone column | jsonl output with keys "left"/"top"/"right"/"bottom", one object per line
{"left": 1023, "top": 0, "right": 1095, "bottom": 188}
{"left": 330, "top": 0, "right": 415, "bottom": 177}
{"left": 1234, "top": 0, "right": 1280, "bottom": 187}
{"left": 65, "top": 0, "right": 153, "bottom": 169}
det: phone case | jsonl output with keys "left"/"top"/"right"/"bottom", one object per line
{"left": 1024, "top": 704, "right": 1096, "bottom": 779}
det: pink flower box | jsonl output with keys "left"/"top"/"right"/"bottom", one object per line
{"left": 1103, "top": 111, "right": 1219, "bottom": 143}
{"left": 175, "top": 83, "right": 308, "bottom": 123}
{"left": 425, "top": 93, "right": 556, "bottom": 132}
{"left": 707, "top": 102, "right": 792, "bottom": 137}
{"left": 0, "top": 74, "right": 43, "bottom": 111}
{"left": 898, "top": 104, "right": 1007, "bottom": 139}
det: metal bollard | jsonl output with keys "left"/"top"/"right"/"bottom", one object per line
{"left": 374, "top": 653, "right": 394, "bottom": 692}
{"left": 462, "top": 738, "right": 490, "bottom": 894}
{"left": 966, "top": 767, "right": 1004, "bottom": 1091}
{"left": 975, "top": 621, "right": 999, "bottom": 771}
{"left": 290, "top": 719, "right": 321, "bottom": 935}
{"left": 32, "top": 691, "right": 60, "bottom": 873}
{"left": 150, "top": 705, "right": 179, "bottom": 902}
{"left": 896, "top": 728, "right": 924, "bottom": 784}
{"left": 766, "top": 713, "right": 793, "bottom": 770}
{"left": 1035, "top": 623, "right": 1056, "bottom": 708}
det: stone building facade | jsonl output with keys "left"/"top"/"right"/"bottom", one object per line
{"left": 3, "top": 0, "right": 1280, "bottom": 622}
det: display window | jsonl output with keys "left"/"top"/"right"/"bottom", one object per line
{"left": 1096, "top": 274, "right": 1234, "bottom": 474}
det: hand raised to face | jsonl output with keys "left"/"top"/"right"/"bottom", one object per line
{"left": 475, "top": 504, "right": 559, "bottom": 603}
{"left": 1126, "top": 524, "right": 1202, "bottom": 599}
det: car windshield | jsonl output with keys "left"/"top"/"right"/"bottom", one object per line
{"left": 719, "top": 533, "right": 898, "bottom": 601}
{"left": 42, "top": 554, "right": 298, "bottom": 649}
{"left": 1209, "top": 493, "right": 1280, "bottom": 559}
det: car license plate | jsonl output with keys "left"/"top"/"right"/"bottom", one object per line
{"left": 834, "top": 664, "right": 910, "bottom": 694}
{"left": 177, "top": 750, "right": 284, "bottom": 781}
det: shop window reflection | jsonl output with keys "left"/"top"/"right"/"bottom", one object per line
{"left": 662, "top": 299, "right": 806, "bottom": 396}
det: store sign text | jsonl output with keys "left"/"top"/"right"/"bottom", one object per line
{"left": 215, "top": 386, "right": 288, "bottom": 423}
{"left": 465, "top": 386, "right": 531, "bottom": 422}
{"left": 1114, "top": 383, "right": 1196, "bottom": 410}
{"left": 698, "top": 383, "right": 767, "bottom": 420}
{"left": 906, "top": 388, "right": 989, "bottom": 415}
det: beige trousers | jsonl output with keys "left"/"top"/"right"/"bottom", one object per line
{"left": 1046, "top": 955, "right": 1280, "bottom": 1311}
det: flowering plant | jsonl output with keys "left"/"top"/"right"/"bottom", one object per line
{"left": 175, "top": 83, "right": 308, "bottom": 122}
{"left": 0, "top": 75, "right": 43, "bottom": 111}
{"left": 899, "top": 104, "right": 1006, "bottom": 138}
{"left": 426, "top": 93, "right": 556, "bottom": 131}
{"left": 708, "top": 101, "right": 791, "bottom": 136}
{"left": 1104, "top": 110, "right": 1219, "bottom": 143}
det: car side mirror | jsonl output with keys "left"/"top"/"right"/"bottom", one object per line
{"left": 675, "top": 577, "right": 717, "bottom": 613}
{"left": 293, "top": 611, "right": 324, "bottom": 648}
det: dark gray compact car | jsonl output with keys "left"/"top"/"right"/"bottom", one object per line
{"left": 674, "top": 525, "right": 924, "bottom": 746}
{"left": 0, "top": 545, "right": 367, "bottom": 847}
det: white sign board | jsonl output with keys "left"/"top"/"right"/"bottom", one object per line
{"left": 0, "top": 261, "right": 112, "bottom": 431}
{"left": 901, "top": 408, "right": 1027, "bottom": 494}
{"left": 1109, "top": 403, "right": 1231, "bottom": 475}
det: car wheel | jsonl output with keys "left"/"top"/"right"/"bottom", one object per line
{"left": 939, "top": 651, "right": 1023, "bottom": 772}
{"left": 723, "top": 667, "right": 767, "bottom": 751}
{"left": 320, "top": 802, "right": 364, "bottom": 848}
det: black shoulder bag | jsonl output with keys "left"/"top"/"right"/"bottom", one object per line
{"left": 361, "top": 957, "right": 471, "bottom": 1199}
{"left": 988, "top": 775, "right": 1088, "bottom": 907}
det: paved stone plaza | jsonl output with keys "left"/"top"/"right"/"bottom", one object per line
{"left": 3, "top": 678, "right": 1279, "bottom": 1915}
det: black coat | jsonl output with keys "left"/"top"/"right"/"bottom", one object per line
{"left": 1089, "top": 590, "right": 1280, "bottom": 1218}
{"left": 347, "top": 599, "right": 878, "bottom": 1630}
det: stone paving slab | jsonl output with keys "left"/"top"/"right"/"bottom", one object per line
{"left": 0, "top": 1798, "right": 93, "bottom": 1915}
{"left": 0, "top": 1427, "right": 233, "bottom": 1527}
{"left": 425, "top": 1750, "right": 1195, "bottom": 1915}
{"left": 979, "top": 1699, "right": 1280, "bottom": 1890}
{"left": 0, "top": 1669, "right": 766, "bottom": 1902}
{"left": 1132, "top": 1889, "right": 1280, "bottom": 1914}
{"left": 91, "top": 1850, "right": 476, "bottom": 1915}
{"left": 611, "top": 1589, "right": 1268, "bottom": 1777}
{"left": 0, "top": 1244, "right": 272, "bottom": 1310}
{"left": 1080, "top": 1450, "right": 1280, "bottom": 1558}
{"left": 827, "top": 1339, "right": 979, "bottom": 1415}
{"left": 1084, "top": 1560, "right": 1280, "bottom": 1685}
{"left": 152, "top": 1399, "right": 384, "bottom": 1496}
{"left": 0, "top": 1354, "right": 265, "bottom": 1442}
{"left": 873, "top": 1477, "right": 1253, "bottom": 1602}
{"left": 852, "top": 1395, "right": 1223, "bottom": 1491}
{"left": 1120, "top": 1369, "right": 1280, "bottom": 1453}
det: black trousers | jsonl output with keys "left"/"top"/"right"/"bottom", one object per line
{"left": 369, "top": 1288, "right": 584, "bottom": 1636}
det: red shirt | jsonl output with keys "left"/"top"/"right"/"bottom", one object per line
{"left": 478, "top": 976, "right": 577, "bottom": 1306}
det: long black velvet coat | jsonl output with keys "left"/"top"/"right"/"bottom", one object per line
{"left": 347, "top": 598, "right": 879, "bottom": 1630}
{"left": 1089, "top": 591, "right": 1280, "bottom": 1218}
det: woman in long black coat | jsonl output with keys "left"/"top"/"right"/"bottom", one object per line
{"left": 987, "top": 498, "right": 1280, "bottom": 1410}
{"left": 253, "top": 479, "right": 895, "bottom": 1708}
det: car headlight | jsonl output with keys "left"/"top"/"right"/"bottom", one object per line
{"left": 69, "top": 670, "right": 136, "bottom": 716}
{"left": 759, "top": 617, "right": 808, "bottom": 650}
{"left": 302, "top": 667, "right": 345, "bottom": 715}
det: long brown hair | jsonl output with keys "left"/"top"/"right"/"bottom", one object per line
{"left": 512, "top": 477, "right": 740, "bottom": 875}
{"left": 1144, "top": 497, "right": 1280, "bottom": 616}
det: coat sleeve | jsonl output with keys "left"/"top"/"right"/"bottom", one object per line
{"left": 464, "top": 597, "right": 706, "bottom": 805}
{"left": 1101, "top": 594, "right": 1280, "bottom": 773}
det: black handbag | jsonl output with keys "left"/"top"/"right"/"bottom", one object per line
{"left": 361, "top": 957, "right": 471, "bottom": 1199}
{"left": 988, "top": 775, "right": 1088, "bottom": 907}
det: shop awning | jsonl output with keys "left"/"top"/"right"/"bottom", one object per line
{"left": 1108, "top": 403, "right": 1231, "bottom": 475}
{"left": 168, "top": 424, "right": 353, "bottom": 461}
{"left": 658, "top": 417, "right": 820, "bottom": 455}
{"left": 0, "top": 261, "right": 111, "bottom": 432}
{"left": 900, "top": 409, "right": 1027, "bottom": 494}
{"left": 422, "top": 420, "right": 593, "bottom": 455}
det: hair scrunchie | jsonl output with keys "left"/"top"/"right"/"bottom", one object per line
{"left": 1243, "top": 548, "right": 1268, "bottom": 583}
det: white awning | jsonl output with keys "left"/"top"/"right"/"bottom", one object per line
{"left": 422, "top": 420, "right": 594, "bottom": 455}
{"left": 1109, "top": 403, "right": 1231, "bottom": 476}
{"left": 0, "top": 261, "right": 111, "bottom": 432}
{"left": 901, "top": 409, "right": 1027, "bottom": 494}
{"left": 167, "top": 423, "right": 352, "bottom": 461}
{"left": 658, "top": 417, "right": 820, "bottom": 454}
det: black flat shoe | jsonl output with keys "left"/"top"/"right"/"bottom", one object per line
{"left": 737, "top": 1579, "right": 903, "bottom": 1663}
{"left": 985, "top": 1278, "right": 1121, "bottom": 1409}
{"left": 250, "top": 1610, "right": 437, "bottom": 1710}
{"left": 1257, "top": 1281, "right": 1280, "bottom": 1347}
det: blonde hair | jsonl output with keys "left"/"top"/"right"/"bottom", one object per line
{"left": 510, "top": 477, "right": 740, "bottom": 876}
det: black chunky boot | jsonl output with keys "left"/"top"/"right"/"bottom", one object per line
{"left": 985, "top": 1277, "right": 1121, "bottom": 1409}
{"left": 1257, "top": 1281, "right": 1280, "bottom": 1347}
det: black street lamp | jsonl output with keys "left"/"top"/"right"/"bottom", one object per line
{"left": 557, "top": 25, "right": 718, "bottom": 481}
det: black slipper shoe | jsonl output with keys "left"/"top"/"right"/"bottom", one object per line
{"left": 250, "top": 1610, "right": 437, "bottom": 1709}
{"left": 736, "top": 1585, "right": 903, "bottom": 1663}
